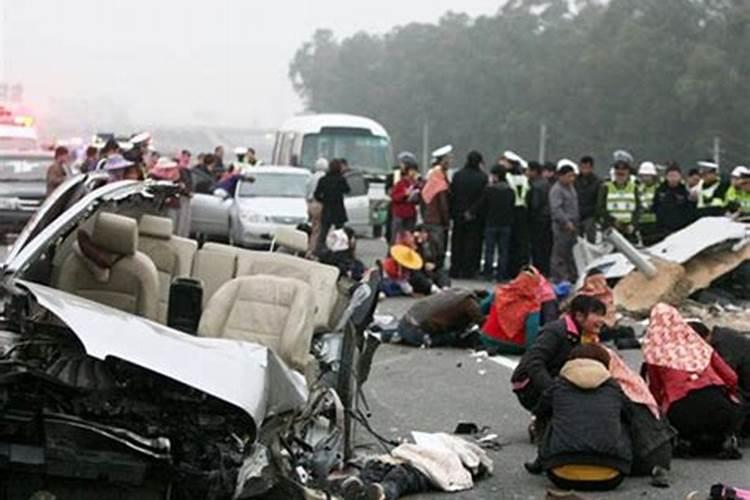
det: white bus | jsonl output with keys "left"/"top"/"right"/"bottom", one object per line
{"left": 272, "top": 114, "right": 393, "bottom": 236}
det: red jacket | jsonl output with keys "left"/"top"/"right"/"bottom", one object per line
{"left": 391, "top": 177, "right": 418, "bottom": 219}
{"left": 645, "top": 352, "right": 739, "bottom": 414}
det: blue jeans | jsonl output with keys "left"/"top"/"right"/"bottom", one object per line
{"left": 483, "top": 226, "right": 512, "bottom": 280}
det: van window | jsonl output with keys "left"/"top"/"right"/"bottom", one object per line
{"left": 301, "top": 132, "right": 390, "bottom": 175}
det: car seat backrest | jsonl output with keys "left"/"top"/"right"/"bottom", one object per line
{"left": 235, "top": 250, "right": 340, "bottom": 331}
{"left": 191, "top": 242, "right": 238, "bottom": 307}
{"left": 197, "top": 275, "right": 315, "bottom": 373}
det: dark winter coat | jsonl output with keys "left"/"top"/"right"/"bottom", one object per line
{"left": 529, "top": 178, "right": 552, "bottom": 224}
{"left": 711, "top": 327, "right": 750, "bottom": 403}
{"left": 472, "top": 181, "right": 516, "bottom": 227}
{"left": 575, "top": 173, "right": 602, "bottom": 221}
{"left": 511, "top": 316, "right": 581, "bottom": 394}
{"left": 450, "top": 167, "right": 488, "bottom": 220}
{"left": 535, "top": 359, "right": 633, "bottom": 474}
{"left": 314, "top": 173, "right": 351, "bottom": 225}
{"left": 653, "top": 182, "right": 694, "bottom": 234}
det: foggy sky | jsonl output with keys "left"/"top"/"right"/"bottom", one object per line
{"left": 1, "top": 0, "right": 501, "bottom": 130}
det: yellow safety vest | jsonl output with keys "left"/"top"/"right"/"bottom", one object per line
{"left": 697, "top": 180, "right": 727, "bottom": 209}
{"left": 508, "top": 174, "right": 530, "bottom": 208}
{"left": 726, "top": 186, "right": 750, "bottom": 215}
{"left": 638, "top": 183, "right": 657, "bottom": 224}
{"left": 606, "top": 181, "right": 637, "bottom": 223}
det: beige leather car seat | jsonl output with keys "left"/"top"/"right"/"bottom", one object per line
{"left": 137, "top": 215, "right": 197, "bottom": 323}
{"left": 191, "top": 242, "right": 238, "bottom": 307}
{"left": 198, "top": 275, "right": 315, "bottom": 373}
{"left": 235, "top": 250, "right": 340, "bottom": 332}
{"left": 55, "top": 212, "right": 160, "bottom": 320}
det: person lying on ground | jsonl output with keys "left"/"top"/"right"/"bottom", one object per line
{"left": 642, "top": 304, "right": 743, "bottom": 459}
{"left": 333, "top": 433, "right": 492, "bottom": 500}
{"left": 511, "top": 295, "right": 607, "bottom": 413}
{"left": 392, "top": 289, "right": 482, "bottom": 348}
{"left": 689, "top": 321, "right": 750, "bottom": 438}
{"left": 527, "top": 344, "right": 633, "bottom": 492}
{"left": 479, "top": 268, "right": 557, "bottom": 355}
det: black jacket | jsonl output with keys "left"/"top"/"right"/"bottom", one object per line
{"left": 314, "top": 173, "right": 350, "bottom": 225}
{"left": 511, "top": 317, "right": 580, "bottom": 393}
{"left": 191, "top": 166, "right": 215, "bottom": 194}
{"left": 529, "top": 178, "right": 551, "bottom": 225}
{"left": 575, "top": 173, "right": 602, "bottom": 221}
{"left": 711, "top": 327, "right": 750, "bottom": 402}
{"left": 472, "top": 181, "right": 515, "bottom": 227}
{"left": 653, "top": 182, "right": 694, "bottom": 234}
{"left": 450, "top": 167, "right": 488, "bottom": 219}
{"left": 535, "top": 359, "right": 633, "bottom": 474}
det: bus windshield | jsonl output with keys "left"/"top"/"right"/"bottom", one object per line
{"left": 301, "top": 132, "right": 390, "bottom": 175}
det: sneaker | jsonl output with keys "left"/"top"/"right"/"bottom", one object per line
{"left": 524, "top": 456, "right": 543, "bottom": 475}
{"left": 650, "top": 466, "right": 670, "bottom": 488}
{"left": 717, "top": 435, "right": 743, "bottom": 460}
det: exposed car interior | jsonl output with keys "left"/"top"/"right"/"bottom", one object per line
{"left": 19, "top": 193, "right": 347, "bottom": 375}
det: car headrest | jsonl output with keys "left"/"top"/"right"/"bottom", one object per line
{"left": 139, "top": 215, "right": 174, "bottom": 240}
{"left": 91, "top": 212, "right": 138, "bottom": 256}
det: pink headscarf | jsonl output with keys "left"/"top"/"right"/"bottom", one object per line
{"left": 642, "top": 303, "right": 714, "bottom": 373}
{"left": 605, "top": 347, "right": 660, "bottom": 418}
{"left": 421, "top": 166, "right": 449, "bottom": 204}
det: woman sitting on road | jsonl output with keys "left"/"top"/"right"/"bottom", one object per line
{"left": 511, "top": 295, "right": 607, "bottom": 413}
{"left": 642, "top": 304, "right": 743, "bottom": 460}
{"left": 531, "top": 344, "right": 633, "bottom": 491}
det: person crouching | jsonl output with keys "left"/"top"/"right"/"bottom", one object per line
{"left": 642, "top": 304, "right": 743, "bottom": 459}
{"left": 533, "top": 344, "right": 632, "bottom": 492}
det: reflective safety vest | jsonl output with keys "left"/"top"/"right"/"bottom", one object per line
{"left": 697, "top": 180, "right": 727, "bottom": 209}
{"left": 508, "top": 174, "right": 530, "bottom": 208}
{"left": 638, "top": 183, "right": 657, "bottom": 224}
{"left": 605, "top": 181, "right": 637, "bottom": 223}
{"left": 726, "top": 186, "right": 750, "bottom": 215}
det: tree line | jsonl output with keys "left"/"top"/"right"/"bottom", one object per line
{"left": 289, "top": 0, "right": 750, "bottom": 173}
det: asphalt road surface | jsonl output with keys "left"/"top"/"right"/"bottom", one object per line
{"left": 355, "top": 237, "right": 749, "bottom": 500}
{"left": 2, "top": 237, "right": 748, "bottom": 499}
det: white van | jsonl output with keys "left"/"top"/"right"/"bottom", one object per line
{"left": 272, "top": 114, "right": 393, "bottom": 237}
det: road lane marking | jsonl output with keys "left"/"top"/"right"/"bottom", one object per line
{"left": 488, "top": 355, "right": 519, "bottom": 370}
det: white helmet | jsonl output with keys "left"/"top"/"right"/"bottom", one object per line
{"left": 556, "top": 158, "right": 579, "bottom": 174}
{"left": 638, "top": 161, "right": 657, "bottom": 176}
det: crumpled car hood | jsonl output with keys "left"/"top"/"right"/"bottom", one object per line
{"left": 18, "top": 280, "right": 308, "bottom": 425}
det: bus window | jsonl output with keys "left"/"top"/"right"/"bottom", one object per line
{"left": 301, "top": 133, "right": 390, "bottom": 175}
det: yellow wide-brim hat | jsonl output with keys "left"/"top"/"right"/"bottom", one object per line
{"left": 390, "top": 245, "right": 423, "bottom": 271}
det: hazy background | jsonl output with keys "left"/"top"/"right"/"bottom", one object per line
{"left": 0, "top": 0, "right": 501, "bottom": 132}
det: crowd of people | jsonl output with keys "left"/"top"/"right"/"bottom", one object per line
{"left": 378, "top": 147, "right": 750, "bottom": 294}
{"left": 45, "top": 132, "right": 262, "bottom": 237}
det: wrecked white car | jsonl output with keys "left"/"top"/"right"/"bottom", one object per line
{"left": 0, "top": 174, "right": 381, "bottom": 499}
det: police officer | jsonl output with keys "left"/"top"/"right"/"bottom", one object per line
{"left": 596, "top": 151, "right": 640, "bottom": 242}
{"left": 637, "top": 161, "right": 660, "bottom": 245}
{"left": 503, "top": 150, "right": 531, "bottom": 278}
{"left": 726, "top": 166, "right": 750, "bottom": 218}
{"left": 695, "top": 160, "right": 731, "bottom": 217}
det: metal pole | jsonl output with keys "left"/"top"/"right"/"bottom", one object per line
{"left": 421, "top": 118, "right": 429, "bottom": 173}
{"left": 538, "top": 122, "right": 547, "bottom": 164}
